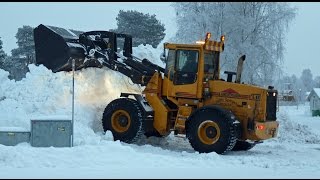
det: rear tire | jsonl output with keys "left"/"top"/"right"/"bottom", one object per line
{"left": 186, "top": 108, "right": 237, "bottom": 154}
{"left": 102, "top": 98, "right": 144, "bottom": 143}
{"left": 231, "top": 140, "right": 256, "bottom": 151}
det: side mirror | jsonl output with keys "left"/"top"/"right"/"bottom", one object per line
{"left": 160, "top": 52, "right": 166, "bottom": 62}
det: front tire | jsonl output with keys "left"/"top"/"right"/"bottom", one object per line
{"left": 186, "top": 108, "right": 238, "bottom": 154}
{"left": 102, "top": 98, "right": 144, "bottom": 143}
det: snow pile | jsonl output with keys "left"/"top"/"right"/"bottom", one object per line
{"left": 275, "top": 105, "right": 320, "bottom": 144}
{"left": 0, "top": 45, "right": 163, "bottom": 146}
{"left": 133, "top": 44, "right": 165, "bottom": 67}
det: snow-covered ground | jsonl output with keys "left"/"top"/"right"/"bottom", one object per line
{"left": 0, "top": 45, "right": 320, "bottom": 178}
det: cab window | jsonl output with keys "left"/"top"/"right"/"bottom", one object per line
{"left": 174, "top": 49, "right": 199, "bottom": 85}
{"left": 176, "top": 50, "right": 198, "bottom": 73}
{"left": 204, "top": 52, "right": 219, "bottom": 80}
{"left": 164, "top": 49, "right": 175, "bottom": 79}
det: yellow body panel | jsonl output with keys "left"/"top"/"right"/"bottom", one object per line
{"left": 145, "top": 93, "right": 170, "bottom": 135}
{"left": 204, "top": 80, "right": 273, "bottom": 140}
{"left": 174, "top": 105, "right": 193, "bottom": 134}
{"left": 162, "top": 76, "right": 200, "bottom": 98}
{"left": 143, "top": 72, "right": 170, "bottom": 135}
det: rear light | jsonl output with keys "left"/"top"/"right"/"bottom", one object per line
{"left": 256, "top": 125, "right": 265, "bottom": 130}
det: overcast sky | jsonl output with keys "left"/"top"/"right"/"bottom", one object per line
{"left": 282, "top": 2, "right": 320, "bottom": 78}
{"left": 0, "top": 2, "right": 319, "bottom": 77}
{"left": 0, "top": 2, "right": 176, "bottom": 53}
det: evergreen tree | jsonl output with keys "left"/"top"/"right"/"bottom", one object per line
{"left": 0, "top": 37, "right": 7, "bottom": 69}
{"left": 1, "top": 56, "right": 29, "bottom": 80}
{"left": 314, "top": 76, "right": 320, "bottom": 88}
{"left": 114, "top": 10, "right": 166, "bottom": 48}
{"left": 11, "top": 25, "right": 35, "bottom": 65}
{"left": 300, "top": 69, "right": 313, "bottom": 92}
{"left": 2, "top": 26, "right": 35, "bottom": 80}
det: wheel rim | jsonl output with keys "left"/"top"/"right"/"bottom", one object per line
{"left": 111, "top": 110, "right": 131, "bottom": 133}
{"left": 197, "top": 120, "right": 220, "bottom": 145}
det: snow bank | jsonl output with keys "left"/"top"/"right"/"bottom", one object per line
{"left": 133, "top": 44, "right": 165, "bottom": 68}
{"left": 0, "top": 45, "right": 162, "bottom": 146}
{"left": 275, "top": 105, "right": 320, "bottom": 144}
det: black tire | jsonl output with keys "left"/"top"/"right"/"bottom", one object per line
{"left": 102, "top": 98, "right": 144, "bottom": 143}
{"left": 231, "top": 140, "right": 256, "bottom": 151}
{"left": 186, "top": 108, "right": 238, "bottom": 154}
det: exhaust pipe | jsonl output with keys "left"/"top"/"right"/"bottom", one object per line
{"left": 235, "top": 55, "right": 246, "bottom": 84}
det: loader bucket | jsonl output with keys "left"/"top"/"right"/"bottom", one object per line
{"left": 34, "top": 24, "right": 102, "bottom": 72}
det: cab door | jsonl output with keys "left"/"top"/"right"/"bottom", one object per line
{"left": 164, "top": 48, "right": 201, "bottom": 99}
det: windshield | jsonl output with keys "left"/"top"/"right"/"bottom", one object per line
{"left": 176, "top": 50, "right": 199, "bottom": 73}
{"left": 204, "top": 52, "right": 219, "bottom": 79}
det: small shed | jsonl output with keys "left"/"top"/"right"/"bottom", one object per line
{"left": 307, "top": 88, "right": 320, "bottom": 116}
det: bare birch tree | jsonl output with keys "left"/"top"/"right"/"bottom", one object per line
{"left": 172, "top": 2, "right": 297, "bottom": 86}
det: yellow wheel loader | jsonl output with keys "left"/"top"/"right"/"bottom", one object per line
{"left": 34, "top": 24, "right": 279, "bottom": 154}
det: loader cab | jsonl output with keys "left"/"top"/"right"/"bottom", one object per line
{"left": 161, "top": 34, "right": 225, "bottom": 100}
{"left": 164, "top": 48, "right": 220, "bottom": 84}
{"left": 163, "top": 45, "right": 202, "bottom": 82}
